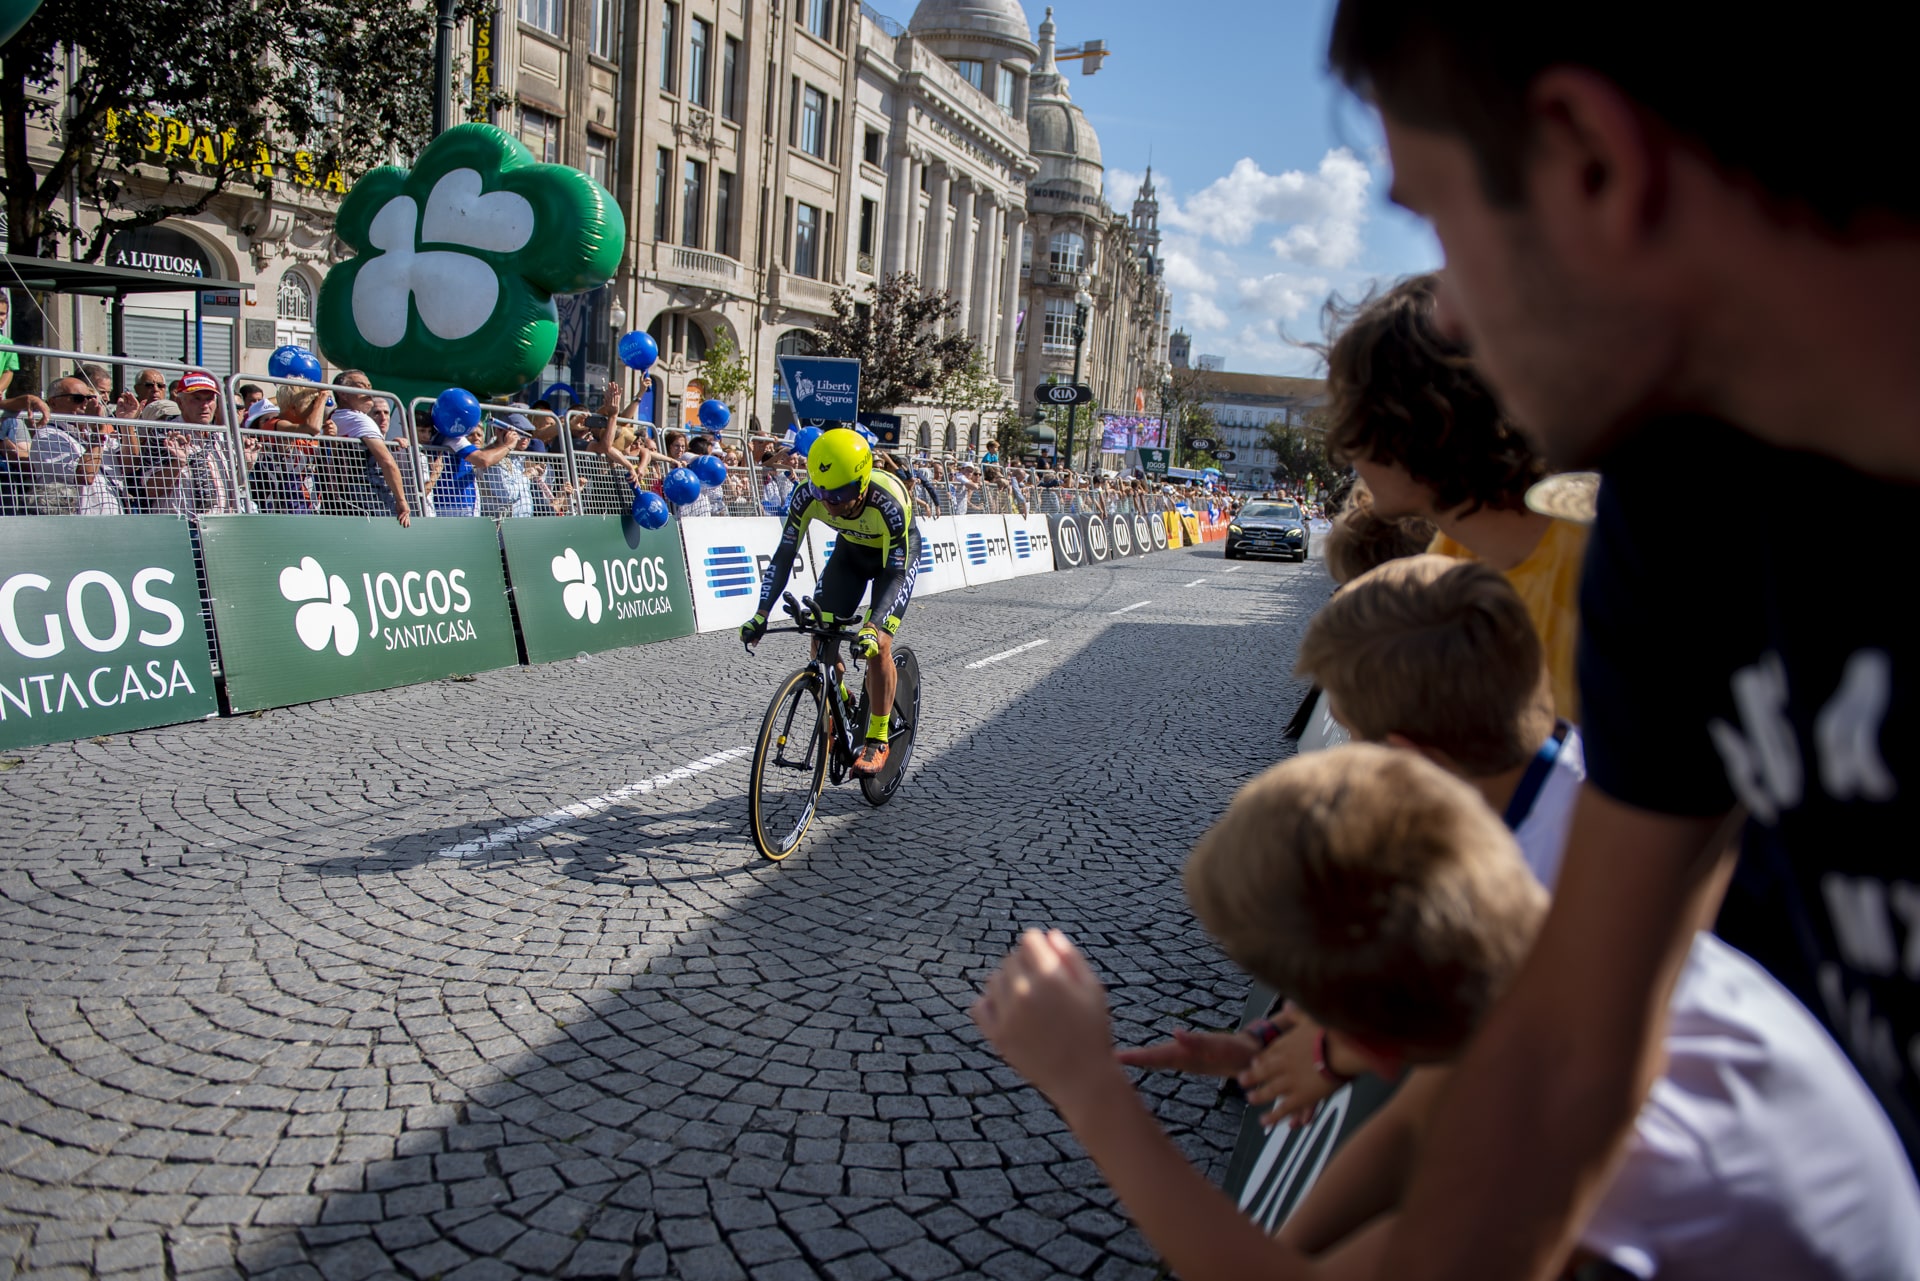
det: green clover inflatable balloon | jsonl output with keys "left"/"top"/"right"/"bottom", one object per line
{"left": 315, "top": 123, "right": 624, "bottom": 407}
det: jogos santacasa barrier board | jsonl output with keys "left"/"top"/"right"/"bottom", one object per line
{"left": 4, "top": 501, "right": 1157, "bottom": 748}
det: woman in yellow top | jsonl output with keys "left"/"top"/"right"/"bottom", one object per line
{"left": 1319, "top": 274, "right": 1586, "bottom": 721}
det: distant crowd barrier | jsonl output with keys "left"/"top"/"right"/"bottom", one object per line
{"left": 2, "top": 493, "right": 1180, "bottom": 751}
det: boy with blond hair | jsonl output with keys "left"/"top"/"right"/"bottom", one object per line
{"left": 975, "top": 744, "right": 1920, "bottom": 1278}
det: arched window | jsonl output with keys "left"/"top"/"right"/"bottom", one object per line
{"left": 943, "top": 423, "right": 956, "bottom": 452}
{"left": 775, "top": 329, "right": 819, "bottom": 358}
{"left": 967, "top": 421, "right": 981, "bottom": 450}
{"left": 916, "top": 421, "right": 931, "bottom": 449}
{"left": 1048, "top": 230, "right": 1085, "bottom": 274}
{"left": 275, "top": 271, "right": 314, "bottom": 348}
{"left": 648, "top": 311, "right": 715, "bottom": 361}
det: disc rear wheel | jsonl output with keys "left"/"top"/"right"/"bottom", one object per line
{"left": 860, "top": 646, "right": 922, "bottom": 807}
{"left": 750, "top": 668, "right": 829, "bottom": 860}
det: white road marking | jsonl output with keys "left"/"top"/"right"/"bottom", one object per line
{"left": 1183, "top": 577, "right": 1209, "bottom": 587}
{"left": 966, "top": 638, "right": 1051, "bottom": 669}
{"left": 434, "top": 747, "right": 753, "bottom": 859}
{"left": 1109, "top": 600, "right": 1154, "bottom": 615}
{"left": 1223, "top": 565, "right": 1242, "bottom": 574}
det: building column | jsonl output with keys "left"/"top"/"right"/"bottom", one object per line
{"left": 921, "top": 163, "right": 951, "bottom": 292}
{"left": 973, "top": 199, "right": 1001, "bottom": 348}
{"left": 950, "top": 181, "right": 978, "bottom": 334}
{"left": 885, "top": 149, "right": 920, "bottom": 278}
{"left": 997, "top": 206, "right": 1027, "bottom": 382}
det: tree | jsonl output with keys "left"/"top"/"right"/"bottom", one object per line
{"left": 1163, "top": 366, "right": 1221, "bottom": 468}
{"left": 931, "top": 348, "right": 1010, "bottom": 452}
{"left": 1, "top": 0, "right": 494, "bottom": 265}
{"left": 1260, "top": 416, "right": 1341, "bottom": 495}
{"left": 695, "top": 328, "right": 755, "bottom": 410}
{"left": 813, "top": 271, "right": 973, "bottom": 412}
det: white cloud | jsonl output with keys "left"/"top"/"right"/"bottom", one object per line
{"left": 1184, "top": 295, "right": 1230, "bottom": 332}
{"left": 1166, "top": 149, "right": 1371, "bottom": 269}
{"left": 1105, "top": 167, "right": 1144, "bottom": 208}
{"left": 1162, "top": 247, "right": 1217, "bottom": 295}
{"left": 1234, "top": 272, "right": 1328, "bottom": 323}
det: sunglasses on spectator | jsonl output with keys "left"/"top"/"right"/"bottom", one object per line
{"left": 51, "top": 391, "right": 102, "bottom": 406}
{"left": 136, "top": 379, "right": 165, "bottom": 390}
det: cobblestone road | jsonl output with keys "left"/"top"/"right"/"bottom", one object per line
{"left": 0, "top": 542, "right": 1332, "bottom": 1281}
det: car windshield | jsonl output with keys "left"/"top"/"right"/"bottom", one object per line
{"left": 1240, "top": 504, "right": 1299, "bottom": 521}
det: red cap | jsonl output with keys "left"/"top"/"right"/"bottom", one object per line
{"left": 177, "top": 370, "right": 220, "bottom": 395}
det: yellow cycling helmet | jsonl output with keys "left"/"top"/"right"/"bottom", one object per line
{"left": 807, "top": 428, "right": 873, "bottom": 503}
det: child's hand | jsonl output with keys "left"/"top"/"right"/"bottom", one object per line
{"left": 1116, "top": 1028, "right": 1259, "bottom": 1077}
{"left": 972, "top": 930, "right": 1116, "bottom": 1104}
{"left": 1240, "top": 1016, "right": 1335, "bottom": 1130}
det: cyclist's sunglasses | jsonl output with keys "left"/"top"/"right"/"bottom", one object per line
{"left": 819, "top": 481, "right": 864, "bottom": 505}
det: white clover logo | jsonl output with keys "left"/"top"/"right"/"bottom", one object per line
{"left": 352, "top": 168, "right": 536, "bottom": 349}
{"left": 551, "top": 548, "right": 602, "bottom": 623}
{"left": 279, "top": 557, "right": 360, "bottom": 657}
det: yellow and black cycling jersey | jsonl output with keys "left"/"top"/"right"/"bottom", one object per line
{"left": 755, "top": 469, "right": 916, "bottom": 619}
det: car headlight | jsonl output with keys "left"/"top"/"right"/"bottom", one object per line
{"left": 1228, "top": 524, "right": 1241, "bottom": 534}
{"left": 1286, "top": 527, "right": 1302, "bottom": 536}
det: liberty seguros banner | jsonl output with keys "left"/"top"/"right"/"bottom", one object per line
{"left": 0, "top": 517, "right": 219, "bottom": 750}
{"left": 199, "top": 515, "right": 519, "bottom": 712}
{"left": 500, "top": 516, "right": 695, "bottom": 664}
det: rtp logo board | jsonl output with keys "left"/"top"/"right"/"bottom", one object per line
{"left": 680, "top": 516, "right": 821, "bottom": 633}
{"left": 198, "top": 514, "right": 520, "bottom": 713}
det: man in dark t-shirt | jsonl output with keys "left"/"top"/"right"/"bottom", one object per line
{"left": 1579, "top": 419, "right": 1916, "bottom": 1152}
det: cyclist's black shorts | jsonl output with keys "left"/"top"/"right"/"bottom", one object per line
{"left": 816, "top": 533, "right": 920, "bottom": 633}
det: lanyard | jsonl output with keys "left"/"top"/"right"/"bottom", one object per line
{"left": 1503, "top": 720, "right": 1572, "bottom": 831}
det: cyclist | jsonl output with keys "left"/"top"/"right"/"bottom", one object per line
{"left": 742, "top": 428, "right": 919, "bottom": 777}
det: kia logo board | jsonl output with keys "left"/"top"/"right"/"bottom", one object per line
{"left": 682, "top": 516, "right": 823, "bottom": 633}
{"left": 0, "top": 516, "right": 220, "bottom": 750}
{"left": 1110, "top": 514, "right": 1135, "bottom": 558}
{"left": 1133, "top": 513, "right": 1156, "bottom": 554}
{"left": 957, "top": 515, "right": 1016, "bottom": 586}
{"left": 1151, "top": 515, "right": 1170, "bottom": 550}
{"left": 197, "top": 515, "right": 519, "bottom": 713}
{"left": 1049, "top": 514, "right": 1085, "bottom": 570}
{"left": 1086, "top": 513, "right": 1111, "bottom": 562}
{"left": 499, "top": 517, "right": 696, "bottom": 664}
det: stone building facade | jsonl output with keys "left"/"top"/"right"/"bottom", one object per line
{"left": 6, "top": 0, "right": 1169, "bottom": 456}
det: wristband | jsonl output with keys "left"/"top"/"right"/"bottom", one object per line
{"left": 1246, "top": 1018, "right": 1282, "bottom": 1048}
{"left": 1313, "top": 1028, "right": 1353, "bottom": 1086}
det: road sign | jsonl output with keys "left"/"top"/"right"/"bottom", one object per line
{"left": 1133, "top": 447, "right": 1170, "bottom": 476}
{"left": 1036, "top": 383, "right": 1095, "bottom": 406}
{"left": 778, "top": 356, "right": 861, "bottom": 422}
{"left": 857, "top": 411, "right": 901, "bottom": 446}
{"left": 1213, "top": 450, "right": 1237, "bottom": 461}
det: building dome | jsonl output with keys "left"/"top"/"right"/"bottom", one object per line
{"left": 1026, "top": 8, "right": 1101, "bottom": 192}
{"left": 908, "top": 0, "right": 1036, "bottom": 54}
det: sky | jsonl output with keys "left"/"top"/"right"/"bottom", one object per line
{"left": 1026, "top": 0, "right": 1441, "bottom": 377}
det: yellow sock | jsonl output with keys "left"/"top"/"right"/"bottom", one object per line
{"left": 866, "top": 713, "right": 890, "bottom": 743}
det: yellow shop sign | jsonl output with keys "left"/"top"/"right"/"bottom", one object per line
{"left": 104, "top": 110, "right": 349, "bottom": 194}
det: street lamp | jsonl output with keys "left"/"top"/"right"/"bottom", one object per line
{"left": 1064, "top": 285, "right": 1092, "bottom": 473}
{"left": 1160, "top": 369, "right": 1174, "bottom": 465}
{"left": 609, "top": 298, "right": 628, "bottom": 332}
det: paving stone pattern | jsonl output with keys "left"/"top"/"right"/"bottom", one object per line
{"left": 0, "top": 544, "right": 1332, "bottom": 1279}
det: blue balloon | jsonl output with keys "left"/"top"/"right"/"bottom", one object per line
{"left": 432, "top": 387, "right": 483, "bottom": 438}
{"left": 631, "top": 490, "right": 671, "bottom": 529}
{"left": 662, "top": 467, "right": 702, "bottom": 506}
{"left": 698, "top": 399, "right": 731, "bottom": 430}
{"left": 268, "top": 345, "right": 309, "bottom": 379}
{"left": 617, "top": 330, "right": 659, "bottom": 372}
{"left": 294, "top": 352, "right": 325, "bottom": 383}
{"left": 691, "top": 454, "right": 728, "bottom": 488}
{"left": 793, "top": 426, "right": 823, "bottom": 458}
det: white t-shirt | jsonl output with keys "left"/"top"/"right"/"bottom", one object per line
{"left": 1581, "top": 933, "right": 1920, "bottom": 1278}
{"left": 329, "top": 408, "right": 384, "bottom": 441}
{"left": 1511, "top": 729, "right": 1920, "bottom": 1277}
{"left": 1510, "top": 727, "right": 1584, "bottom": 890}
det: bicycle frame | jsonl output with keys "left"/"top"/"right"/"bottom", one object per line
{"left": 750, "top": 594, "right": 873, "bottom": 778}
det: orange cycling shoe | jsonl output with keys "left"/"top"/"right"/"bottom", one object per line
{"left": 851, "top": 741, "right": 890, "bottom": 777}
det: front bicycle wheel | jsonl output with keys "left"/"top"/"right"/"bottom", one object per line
{"left": 860, "top": 645, "right": 922, "bottom": 808}
{"left": 749, "top": 668, "right": 830, "bottom": 861}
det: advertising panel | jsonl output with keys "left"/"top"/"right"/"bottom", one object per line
{"left": 680, "top": 516, "right": 820, "bottom": 634}
{"left": 0, "top": 517, "right": 219, "bottom": 750}
{"left": 1048, "top": 514, "right": 1086, "bottom": 571}
{"left": 1108, "top": 513, "right": 1137, "bottom": 558}
{"left": 1133, "top": 512, "right": 1158, "bottom": 555}
{"left": 199, "top": 515, "right": 519, "bottom": 713}
{"left": 777, "top": 356, "right": 862, "bottom": 423}
{"left": 1006, "top": 515, "right": 1054, "bottom": 578}
{"left": 956, "top": 515, "right": 1016, "bottom": 587}
{"left": 1085, "top": 511, "right": 1112, "bottom": 563}
{"left": 911, "top": 516, "right": 966, "bottom": 597}
{"left": 500, "top": 516, "right": 695, "bottom": 664}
